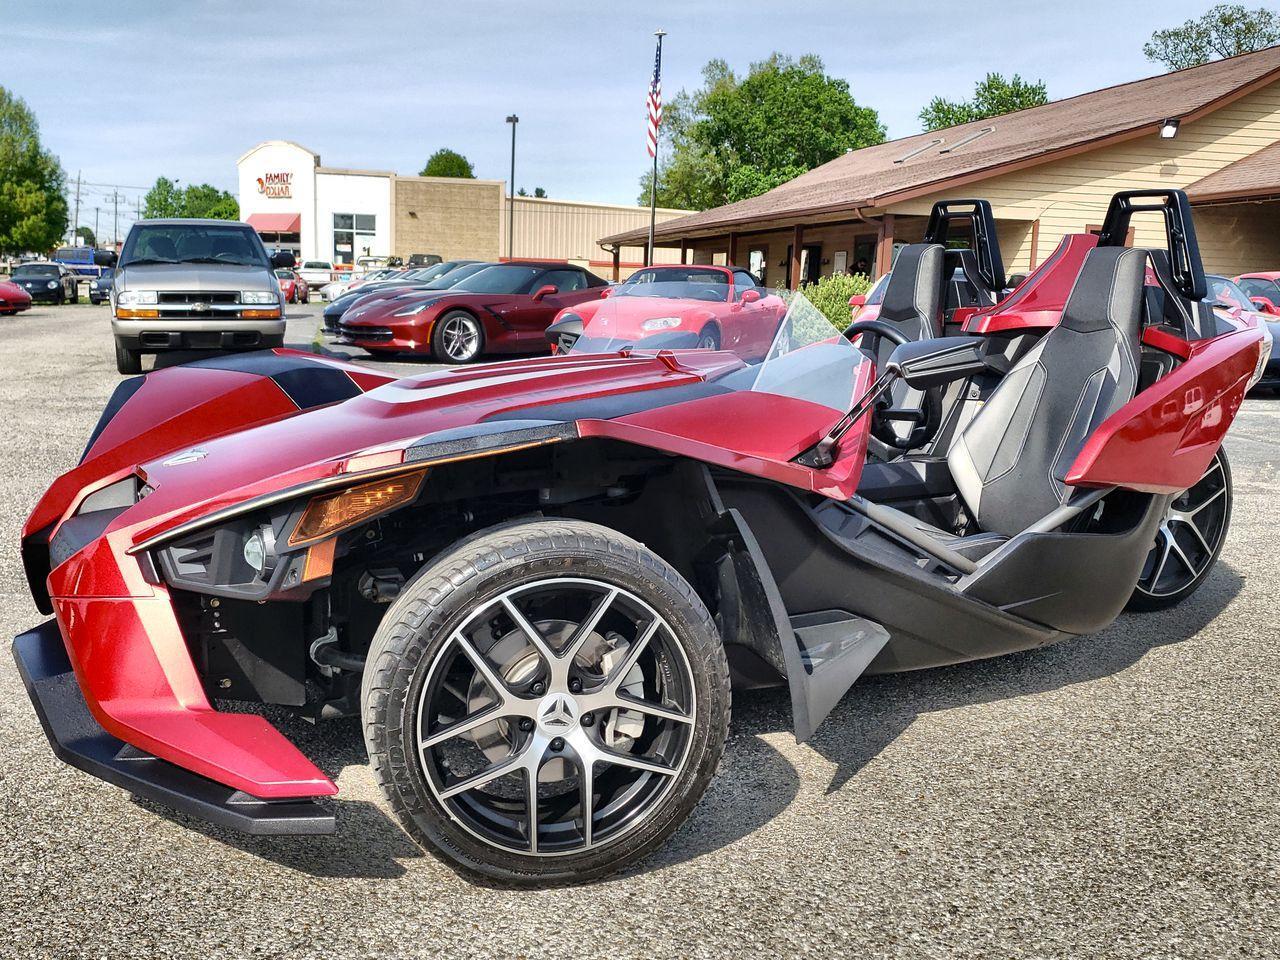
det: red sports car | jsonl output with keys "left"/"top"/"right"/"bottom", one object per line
{"left": 0, "top": 279, "right": 33, "bottom": 315}
{"left": 275, "top": 268, "right": 310, "bottom": 304}
{"left": 11, "top": 190, "right": 1267, "bottom": 886}
{"left": 552, "top": 265, "right": 785, "bottom": 358}
{"left": 336, "top": 261, "right": 608, "bottom": 362}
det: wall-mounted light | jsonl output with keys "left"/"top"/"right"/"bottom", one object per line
{"left": 408, "top": 211, "right": 418, "bottom": 218}
{"left": 1160, "top": 118, "right": 1181, "bottom": 139}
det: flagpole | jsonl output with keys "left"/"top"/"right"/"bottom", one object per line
{"left": 647, "top": 29, "right": 666, "bottom": 267}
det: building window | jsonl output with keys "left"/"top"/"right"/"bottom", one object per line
{"left": 333, "top": 213, "right": 377, "bottom": 266}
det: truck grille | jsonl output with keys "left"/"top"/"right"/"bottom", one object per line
{"left": 157, "top": 291, "right": 240, "bottom": 305}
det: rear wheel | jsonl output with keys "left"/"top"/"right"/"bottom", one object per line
{"left": 1128, "top": 448, "right": 1231, "bottom": 611}
{"left": 361, "top": 519, "right": 731, "bottom": 884}
{"left": 432, "top": 310, "right": 485, "bottom": 364}
{"left": 114, "top": 337, "right": 142, "bottom": 375}
{"left": 696, "top": 325, "right": 721, "bottom": 350}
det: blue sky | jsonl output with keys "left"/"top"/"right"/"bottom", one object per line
{"left": 1, "top": 0, "right": 1226, "bottom": 233}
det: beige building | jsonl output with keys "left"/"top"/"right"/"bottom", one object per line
{"left": 237, "top": 140, "right": 688, "bottom": 275}
{"left": 601, "top": 46, "right": 1280, "bottom": 285}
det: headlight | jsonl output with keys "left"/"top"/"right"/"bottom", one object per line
{"left": 46, "top": 280, "right": 59, "bottom": 289}
{"left": 243, "top": 524, "right": 278, "bottom": 577}
{"left": 241, "top": 290, "right": 279, "bottom": 305}
{"left": 1250, "top": 324, "right": 1274, "bottom": 387}
{"left": 393, "top": 302, "right": 432, "bottom": 317}
{"left": 641, "top": 316, "right": 682, "bottom": 331}
{"left": 117, "top": 290, "right": 158, "bottom": 306}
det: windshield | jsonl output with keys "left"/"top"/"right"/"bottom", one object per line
{"left": 565, "top": 287, "right": 860, "bottom": 413}
{"left": 14, "top": 264, "right": 58, "bottom": 277}
{"left": 274, "top": 268, "right": 294, "bottom": 279}
{"left": 617, "top": 267, "right": 731, "bottom": 302}
{"left": 120, "top": 223, "right": 269, "bottom": 268}
{"left": 426, "top": 262, "right": 490, "bottom": 289}
{"left": 458, "top": 264, "right": 542, "bottom": 294}
{"left": 303, "top": 261, "right": 331, "bottom": 270}
{"left": 1209, "top": 276, "right": 1254, "bottom": 311}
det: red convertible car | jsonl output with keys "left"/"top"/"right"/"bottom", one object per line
{"left": 552, "top": 265, "right": 785, "bottom": 358}
{"left": 0, "top": 279, "right": 33, "bottom": 315}
{"left": 274, "top": 268, "right": 310, "bottom": 304}
{"left": 12, "top": 190, "right": 1268, "bottom": 885}
{"left": 336, "top": 261, "right": 608, "bottom": 362}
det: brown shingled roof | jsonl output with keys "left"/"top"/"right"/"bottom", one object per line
{"left": 1185, "top": 139, "right": 1280, "bottom": 201}
{"left": 602, "top": 45, "right": 1280, "bottom": 246}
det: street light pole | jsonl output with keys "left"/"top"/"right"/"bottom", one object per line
{"left": 506, "top": 114, "right": 519, "bottom": 260}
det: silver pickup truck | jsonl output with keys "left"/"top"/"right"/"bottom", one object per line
{"left": 110, "top": 219, "right": 295, "bottom": 374}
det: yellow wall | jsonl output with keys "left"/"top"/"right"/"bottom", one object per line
{"left": 392, "top": 176, "right": 505, "bottom": 261}
{"left": 1194, "top": 201, "right": 1280, "bottom": 274}
{"left": 887, "top": 80, "right": 1280, "bottom": 272}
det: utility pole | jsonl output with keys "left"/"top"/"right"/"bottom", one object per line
{"left": 506, "top": 114, "right": 519, "bottom": 260}
{"left": 112, "top": 191, "right": 120, "bottom": 248}
{"left": 71, "top": 171, "right": 82, "bottom": 245}
{"left": 94, "top": 207, "right": 99, "bottom": 246}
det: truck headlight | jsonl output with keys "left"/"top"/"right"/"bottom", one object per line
{"left": 241, "top": 290, "right": 279, "bottom": 305}
{"left": 117, "top": 290, "right": 158, "bottom": 306}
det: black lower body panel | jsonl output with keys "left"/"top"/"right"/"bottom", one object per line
{"left": 12, "top": 620, "right": 335, "bottom": 836}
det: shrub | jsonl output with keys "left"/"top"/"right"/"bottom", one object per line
{"left": 798, "top": 272, "right": 872, "bottom": 329}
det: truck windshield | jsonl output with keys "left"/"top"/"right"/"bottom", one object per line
{"left": 120, "top": 224, "right": 270, "bottom": 268}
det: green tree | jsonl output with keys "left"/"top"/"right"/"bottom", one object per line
{"left": 142, "top": 178, "right": 237, "bottom": 220}
{"left": 75, "top": 225, "right": 95, "bottom": 247}
{"left": 639, "top": 54, "right": 885, "bottom": 209}
{"left": 0, "top": 86, "right": 69, "bottom": 256}
{"left": 919, "top": 73, "right": 1049, "bottom": 131}
{"left": 533, "top": 186, "right": 547, "bottom": 198}
{"left": 1143, "top": 4, "right": 1280, "bottom": 70}
{"left": 420, "top": 148, "right": 476, "bottom": 178}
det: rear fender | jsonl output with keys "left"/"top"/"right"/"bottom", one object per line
{"left": 1066, "top": 327, "right": 1263, "bottom": 492}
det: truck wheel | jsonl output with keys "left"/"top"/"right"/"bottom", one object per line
{"left": 362, "top": 518, "right": 731, "bottom": 884}
{"left": 114, "top": 338, "right": 142, "bottom": 375}
{"left": 431, "top": 310, "right": 484, "bottom": 363}
{"left": 1128, "top": 448, "right": 1231, "bottom": 611}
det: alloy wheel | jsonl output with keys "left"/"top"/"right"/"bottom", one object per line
{"left": 441, "top": 315, "right": 481, "bottom": 361}
{"left": 1134, "top": 452, "right": 1229, "bottom": 599}
{"left": 415, "top": 577, "right": 696, "bottom": 856}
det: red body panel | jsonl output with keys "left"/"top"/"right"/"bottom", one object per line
{"left": 966, "top": 234, "right": 1098, "bottom": 334}
{"left": 0, "top": 279, "right": 34, "bottom": 314}
{"left": 1067, "top": 324, "right": 1264, "bottom": 492}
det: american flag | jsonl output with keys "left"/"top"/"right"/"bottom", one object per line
{"left": 646, "top": 37, "right": 663, "bottom": 158}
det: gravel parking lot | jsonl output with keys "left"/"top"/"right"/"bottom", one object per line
{"left": 1, "top": 302, "right": 1276, "bottom": 959}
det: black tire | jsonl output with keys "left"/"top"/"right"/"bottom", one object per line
{"left": 431, "top": 310, "right": 485, "bottom": 364}
{"left": 696, "top": 324, "right": 721, "bottom": 350}
{"left": 362, "top": 518, "right": 731, "bottom": 885}
{"left": 1127, "top": 448, "right": 1232, "bottom": 611}
{"left": 114, "top": 337, "right": 142, "bottom": 375}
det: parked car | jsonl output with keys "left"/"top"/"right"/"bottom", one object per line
{"left": 110, "top": 219, "right": 293, "bottom": 374}
{"left": 335, "top": 261, "right": 608, "bottom": 362}
{"left": 0, "top": 278, "right": 33, "bottom": 315}
{"left": 1213, "top": 274, "right": 1280, "bottom": 391}
{"left": 89, "top": 268, "right": 115, "bottom": 304}
{"left": 322, "top": 260, "right": 482, "bottom": 328}
{"left": 297, "top": 260, "right": 335, "bottom": 285}
{"left": 9, "top": 262, "right": 78, "bottom": 304}
{"left": 407, "top": 253, "right": 442, "bottom": 267}
{"left": 552, "top": 265, "right": 787, "bottom": 358}
{"left": 318, "top": 272, "right": 354, "bottom": 301}
{"left": 275, "top": 268, "right": 310, "bottom": 304}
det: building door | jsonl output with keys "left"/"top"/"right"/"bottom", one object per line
{"left": 785, "top": 244, "right": 824, "bottom": 287}
{"left": 853, "top": 236, "right": 876, "bottom": 276}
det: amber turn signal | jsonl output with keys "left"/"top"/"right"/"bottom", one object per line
{"left": 288, "top": 469, "right": 426, "bottom": 547}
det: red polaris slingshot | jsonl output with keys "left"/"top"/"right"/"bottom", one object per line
{"left": 14, "top": 191, "right": 1268, "bottom": 884}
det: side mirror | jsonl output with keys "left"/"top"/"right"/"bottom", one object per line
{"left": 739, "top": 288, "right": 761, "bottom": 304}
{"left": 271, "top": 251, "right": 296, "bottom": 268}
{"left": 1250, "top": 296, "right": 1277, "bottom": 314}
{"left": 532, "top": 284, "right": 558, "bottom": 302}
{"left": 545, "top": 314, "right": 583, "bottom": 350}
{"left": 848, "top": 294, "right": 866, "bottom": 308}
{"left": 598, "top": 287, "right": 614, "bottom": 298}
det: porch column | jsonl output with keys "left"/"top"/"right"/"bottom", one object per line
{"left": 612, "top": 246, "right": 620, "bottom": 282}
{"left": 789, "top": 225, "right": 804, "bottom": 289}
{"left": 727, "top": 231, "right": 738, "bottom": 268}
{"left": 1029, "top": 219, "right": 1040, "bottom": 270}
{"left": 874, "top": 214, "right": 895, "bottom": 277}
{"left": 679, "top": 237, "right": 688, "bottom": 265}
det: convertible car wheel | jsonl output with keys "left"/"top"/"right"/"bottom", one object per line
{"left": 433, "top": 310, "right": 485, "bottom": 364}
{"left": 1128, "top": 448, "right": 1232, "bottom": 610}
{"left": 361, "top": 519, "right": 730, "bottom": 884}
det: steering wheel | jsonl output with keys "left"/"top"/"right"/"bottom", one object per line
{"left": 691, "top": 288, "right": 725, "bottom": 302}
{"left": 844, "top": 320, "right": 944, "bottom": 451}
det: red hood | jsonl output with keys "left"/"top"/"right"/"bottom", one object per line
{"left": 576, "top": 295, "right": 722, "bottom": 331}
{"left": 0, "top": 280, "right": 32, "bottom": 301}
{"left": 116, "top": 350, "right": 744, "bottom": 545}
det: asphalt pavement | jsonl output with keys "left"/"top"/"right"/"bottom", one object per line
{"left": 0, "top": 302, "right": 1276, "bottom": 959}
